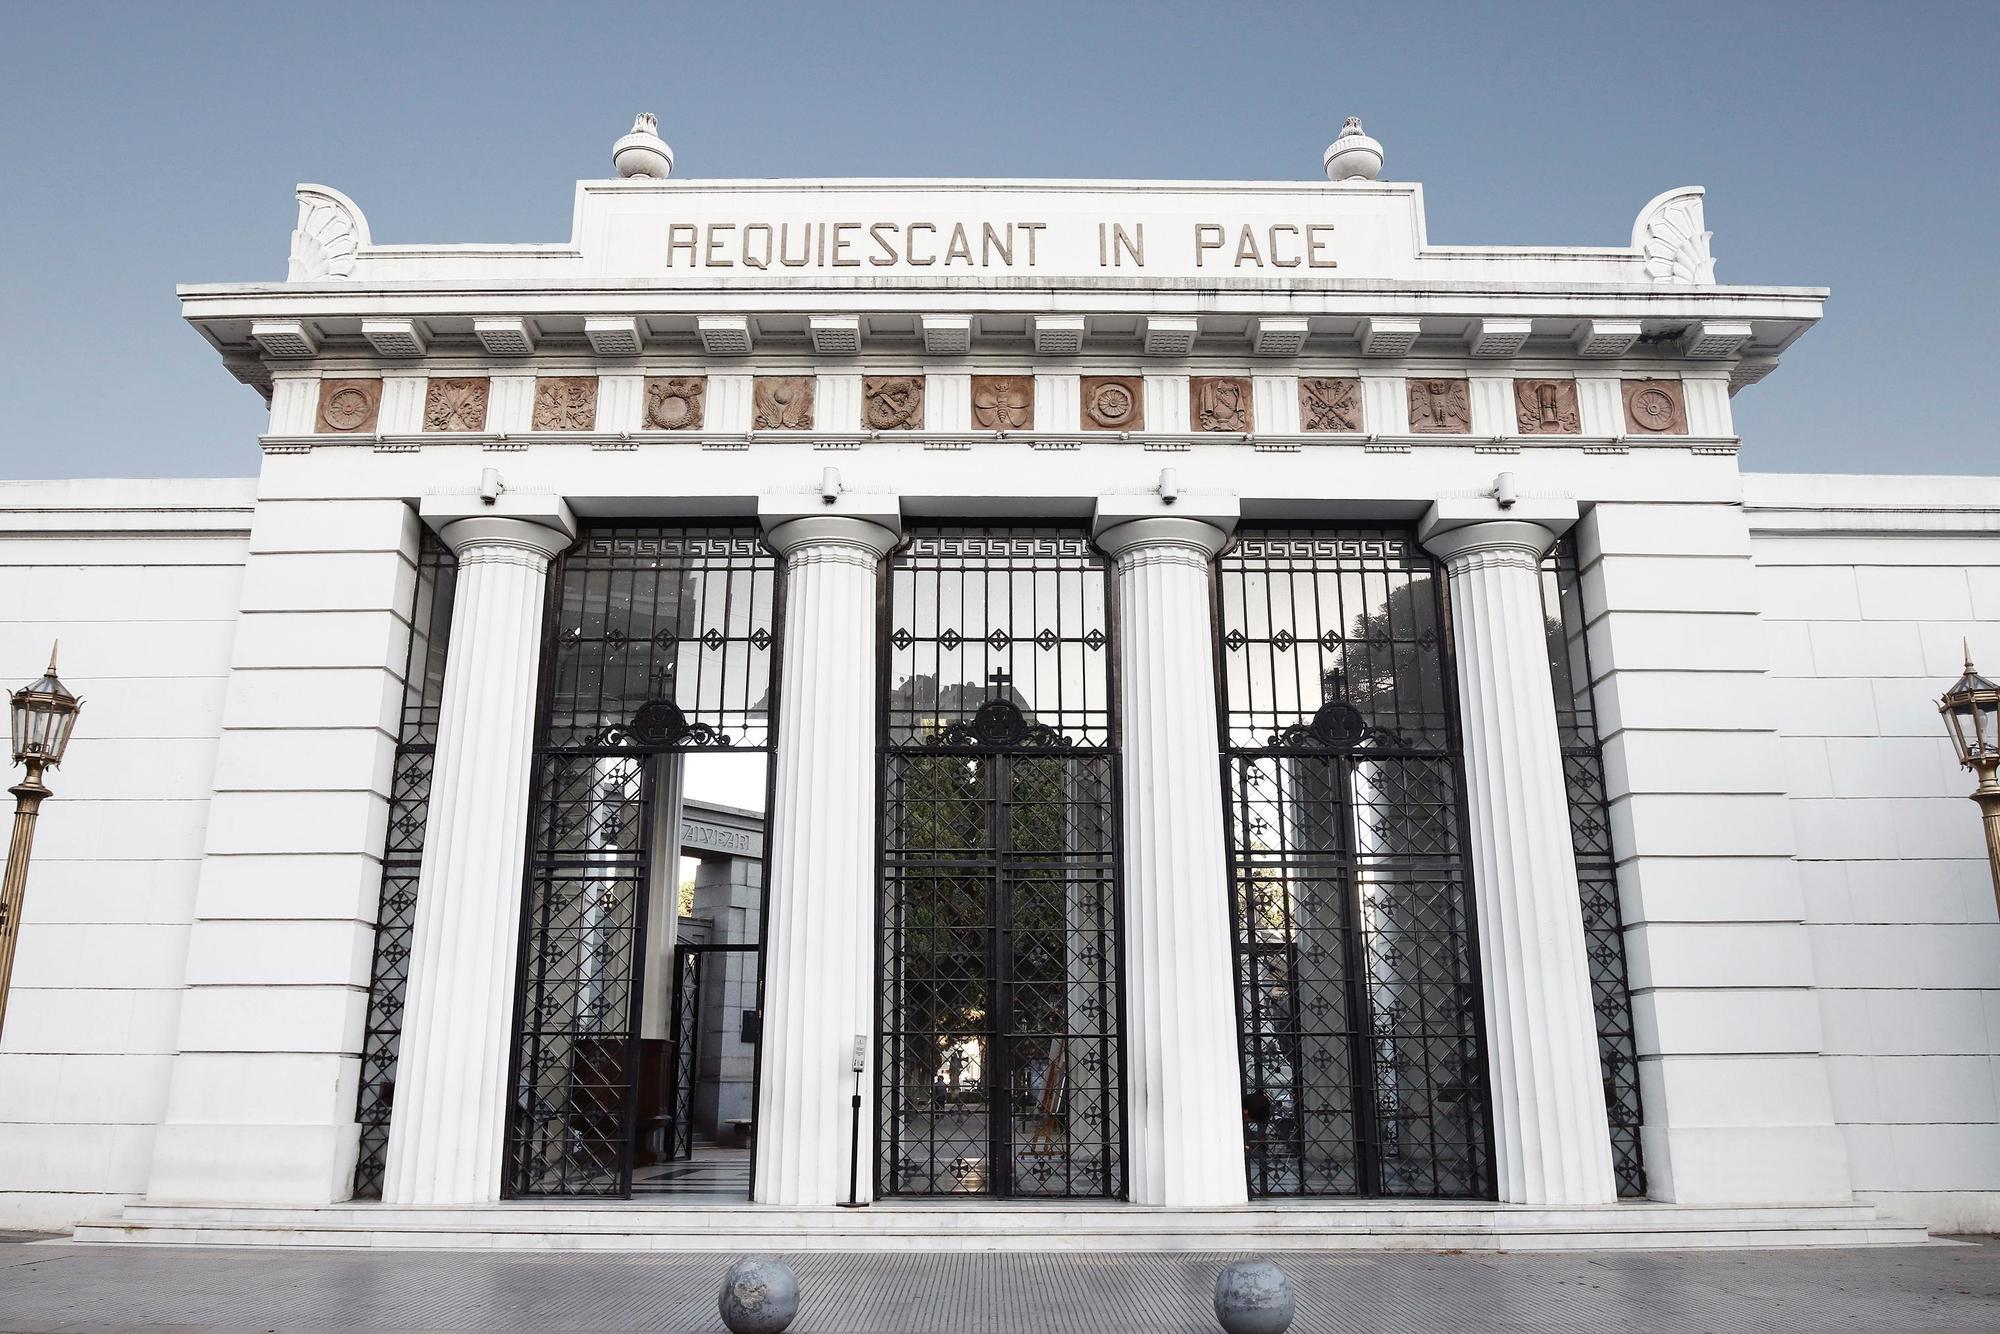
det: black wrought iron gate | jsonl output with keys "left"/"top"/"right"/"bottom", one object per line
{"left": 877, "top": 529, "right": 1125, "bottom": 1199}
{"left": 505, "top": 526, "right": 777, "bottom": 1198}
{"left": 1217, "top": 529, "right": 1492, "bottom": 1199}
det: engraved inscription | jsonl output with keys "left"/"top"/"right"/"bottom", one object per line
{"left": 1081, "top": 376, "right": 1143, "bottom": 431}
{"left": 316, "top": 378, "right": 382, "bottom": 433}
{"left": 753, "top": 377, "right": 815, "bottom": 430}
{"left": 532, "top": 377, "right": 598, "bottom": 431}
{"left": 1407, "top": 378, "right": 1470, "bottom": 434}
{"left": 862, "top": 376, "right": 925, "bottom": 430}
{"left": 1299, "top": 377, "right": 1362, "bottom": 432}
{"left": 1191, "top": 377, "right": 1252, "bottom": 432}
{"left": 1514, "top": 379, "right": 1580, "bottom": 435}
{"left": 971, "top": 376, "right": 1034, "bottom": 430}
{"left": 1622, "top": 379, "right": 1687, "bottom": 434}
{"left": 645, "top": 377, "right": 706, "bottom": 431}
{"left": 423, "top": 378, "right": 488, "bottom": 432}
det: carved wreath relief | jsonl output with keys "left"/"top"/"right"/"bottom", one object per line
{"left": 1191, "top": 377, "right": 1252, "bottom": 432}
{"left": 645, "top": 377, "right": 705, "bottom": 430}
{"left": 1407, "top": 378, "right": 1470, "bottom": 433}
{"left": 971, "top": 376, "right": 1033, "bottom": 430}
{"left": 753, "top": 376, "right": 814, "bottom": 430}
{"left": 316, "top": 378, "right": 381, "bottom": 433}
{"left": 1514, "top": 379, "right": 1580, "bottom": 435}
{"left": 1299, "top": 377, "right": 1362, "bottom": 432}
{"left": 862, "top": 376, "right": 925, "bottom": 430}
{"left": 1081, "top": 376, "right": 1143, "bottom": 430}
{"left": 423, "top": 378, "right": 489, "bottom": 432}
{"left": 1622, "top": 379, "right": 1687, "bottom": 434}
{"left": 532, "top": 377, "right": 598, "bottom": 431}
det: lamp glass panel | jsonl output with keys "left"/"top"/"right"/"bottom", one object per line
{"left": 1978, "top": 697, "right": 1999, "bottom": 756}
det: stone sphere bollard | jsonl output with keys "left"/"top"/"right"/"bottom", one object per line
{"left": 1214, "top": 1259, "right": 1296, "bottom": 1334}
{"left": 717, "top": 1256, "right": 799, "bottom": 1334}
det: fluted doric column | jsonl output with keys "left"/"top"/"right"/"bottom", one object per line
{"left": 754, "top": 508, "right": 900, "bottom": 1205}
{"left": 1418, "top": 499, "right": 1615, "bottom": 1206}
{"left": 1095, "top": 505, "right": 1247, "bottom": 1207}
{"left": 383, "top": 501, "right": 575, "bottom": 1205}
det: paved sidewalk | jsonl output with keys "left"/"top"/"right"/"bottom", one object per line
{"left": 1, "top": 1236, "right": 1996, "bottom": 1332}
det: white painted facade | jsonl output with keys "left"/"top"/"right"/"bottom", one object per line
{"left": 2, "top": 140, "right": 1995, "bottom": 1239}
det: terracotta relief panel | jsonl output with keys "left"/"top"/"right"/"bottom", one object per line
{"left": 862, "top": 376, "right": 925, "bottom": 431}
{"left": 1299, "top": 377, "right": 1363, "bottom": 432}
{"left": 753, "top": 376, "right": 815, "bottom": 430}
{"left": 971, "top": 376, "right": 1034, "bottom": 430}
{"left": 1513, "top": 379, "right": 1581, "bottom": 435}
{"left": 423, "top": 377, "right": 489, "bottom": 432}
{"left": 316, "top": 378, "right": 382, "bottom": 433}
{"left": 1622, "top": 379, "right": 1688, "bottom": 434}
{"left": 1191, "top": 377, "right": 1253, "bottom": 432}
{"left": 1406, "top": 378, "right": 1471, "bottom": 434}
{"left": 532, "top": 376, "right": 598, "bottom": 431}
{"left": 1081, "top": 376, "right": 1144, "bottom": 431}
{"left": 645, "top": 377, "right": 706, "bottom": 431}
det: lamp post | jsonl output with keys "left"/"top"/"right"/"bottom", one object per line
{"left": 1, "top": 645, "right": 82, "bottom": 1040}
{"left": 1939, "top": 643, "right": 2000, "bottom": 915}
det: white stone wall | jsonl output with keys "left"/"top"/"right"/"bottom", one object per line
{"left": 0, "top": 478, "right": 254, "bottom": 1229}
{"left": 1746, "top": 473, "right": 2000, "bottom": 1232}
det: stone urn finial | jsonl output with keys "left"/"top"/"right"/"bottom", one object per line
{"left": 1323, "top": 116, "right": 1384, "bottom": 182}
{"left": 613, "top": 112, "right": 674, "bottom": 179}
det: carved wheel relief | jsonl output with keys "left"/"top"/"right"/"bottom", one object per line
{"left": 423, "top": 378, "right": 489, "bottom": 432}
{"left": 753, "top": 377, "right": 815, "bottom": 430}
{"left": 1191, "top": 377, "right": 1252, "bottom": 432}
{"left": 316, "top": 378, "right": 382, "bottom": 433}
{"left": 1513, "top": 379, "right": 1580, "bottom": 435}
{"left": 1406, "top": 378, "right": 1470, "bottom": 434}
{"left": 532, "top": 377, "right": 598, "bottom": 431}
{"left": 1081, "top": 376, "right": 1143, "bottom": 430}
{"left": 645, "top": 377, "right": 706, "bottom": 430}
{"left": 971, "top": 376, "right": 1034, "bottom": 430}
{"left": 862, "top": 376, "right": 925, "bottom": 430}
{"left": 1621, "top": 379, "right": 1687, "bottom": 434}
{"left": 1299, "top": 377, "right": 1362, "bottom": 432}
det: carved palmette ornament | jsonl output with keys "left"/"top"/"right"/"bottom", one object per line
{"left": 753, "top": 377, "right": 814, "bottom": 430}
{"left": 423, "top": 378, "right": 489, "bottom": 432}
{"left": 1407, "top": 378, "right": 1470, "bottom": 433}
{"left": 1637, "top": 190, "right": 1716, "bottom": 285}
{"left": 532, "top": 377, "right": 598, "bottom": 431}
{"left": 1299, "top": 377, "right": 1362, "bottom": 432}
{"left": 645, "top": 377, "right": 705, "bottom": 430}
{"left": 1191, "top": 377, "right": 1252, "bottom": 432}
{"left": 971, "top": 376, "right": 1033, "bottom": 430}
{"left": 862, "top": 376, "right": 925, "bottom": 430}
{"left": 1622, "top": 379, "right": 1687, "bottom": 434}
{"left": 1081, "top": 376, "right": 1143, "bottom": 430}
{"left": 316, "top": 378, "right": 382, "bottom": 433}
{"left": 1514, "top": 379, "right": 1580, "bottom": 435}
{"left": 288, "top": 186, "right": 368, "bottom": 281}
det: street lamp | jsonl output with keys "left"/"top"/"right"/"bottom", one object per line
{"left": 1939, "top": 643, "right": 2000, "bottom": 914}
{"left": 1, "top": 644, "right": 82, "bottom": 1038}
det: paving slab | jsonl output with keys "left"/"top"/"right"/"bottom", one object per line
{"left": 0, "top": 1236, "right": 1995, "bottom": 1332}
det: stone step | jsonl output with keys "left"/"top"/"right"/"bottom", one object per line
{"left": 74, "top": 1202, "right": 1931, "bottom": 1253}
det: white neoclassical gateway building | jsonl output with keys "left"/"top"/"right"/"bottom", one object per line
{"left": 3, "top": 117, "right": 1997, "bottom": 1249}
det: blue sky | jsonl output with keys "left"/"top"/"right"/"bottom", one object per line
{"left": 3, "top": 1, "right": 1994, "bottom": 478}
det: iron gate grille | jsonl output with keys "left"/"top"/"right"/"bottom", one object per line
{"left": 1218, "top": 530, "right": 1492, "bottom": 1199}
{"left": 352, "top": 530, "right": 456, "bottom": 1200}
{"left": 878, "top": 529, "right": 1125, "bottom": 1199}
{"left": 1542, "top": 537, "right": 1647, "bottom": 1198}
{"left": 506, "top": 526, "right": 777, "bottom": 1198}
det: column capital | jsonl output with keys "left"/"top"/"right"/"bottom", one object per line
{"left": 759, "top": 492, "right": 900, "bottom": 564}
{"left": 418, "top": 493, "right": 577, "bottom": 562}
{"left": 1092, "top": 494, "right": 1238, "bottom": 565}
{"left": 1418, "top": 495, "right": 1578, "bottom": 567}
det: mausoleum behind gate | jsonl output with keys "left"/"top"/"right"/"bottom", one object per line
{"left": 3, "top": 115, "right": 1998, "bottom": 1247}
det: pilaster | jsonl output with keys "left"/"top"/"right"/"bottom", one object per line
{"left": 1093, "top": 496, "right": 1247, "bottom": 1206}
